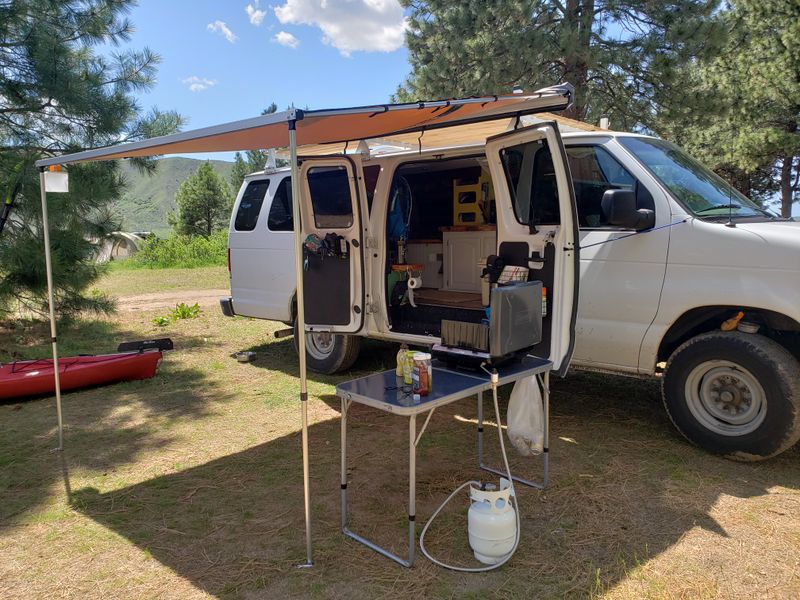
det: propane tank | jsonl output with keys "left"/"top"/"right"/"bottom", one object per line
{"left": 467, "top": 478, "right": 516, "bottom": 565}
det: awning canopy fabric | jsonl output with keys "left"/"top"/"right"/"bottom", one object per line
{"left": 288, "top": 111, "right": 603, "bottom": 157}
{"left": 35, "top": 85, "right": 573, "bottom": 167}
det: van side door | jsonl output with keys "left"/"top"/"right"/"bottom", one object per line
{"left": 485, "top": 123, "right": 579, "bottom": 375}
{"left": 297, "top": 156, "right": 369, "bottom": 334}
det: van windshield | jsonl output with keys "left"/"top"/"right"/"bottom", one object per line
{"left": 619, "top": 137, "right": 775, "bottom": 219}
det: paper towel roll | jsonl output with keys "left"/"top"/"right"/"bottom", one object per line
{"left": 407, "top": 276, "right": 422, "bottom": 289}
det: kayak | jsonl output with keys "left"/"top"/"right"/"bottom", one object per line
{"left": 0, "top": 350, "right": 163, "bottom": 400}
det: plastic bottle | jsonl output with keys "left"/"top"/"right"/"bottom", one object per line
{"left": 403, "top": 350, "right": 415, "bottom": 386}
{"left": 396, "top": 344, "right": 409, "bottom": 376}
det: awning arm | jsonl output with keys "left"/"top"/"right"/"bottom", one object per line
{"left": 288, "top": 117, "right": 314, "bottom": 568}
{"left": 38, "top": 167, "right": 64, "bottom": 451}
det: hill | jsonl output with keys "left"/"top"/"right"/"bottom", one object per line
{"left": 116, "top": 157, "right": 234, "bottom": 236}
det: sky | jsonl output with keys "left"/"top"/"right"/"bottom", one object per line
{"left": 123, "top": 0, "right": 411, "bottom": 160}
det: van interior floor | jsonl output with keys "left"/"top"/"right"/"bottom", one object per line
{"left": 412, "top": 288, "right": 484, "bottom": 310}
{"left": 389, "top": 289, "right": 485, "bottom": 337}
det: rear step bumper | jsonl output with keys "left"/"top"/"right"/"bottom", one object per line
{"left": 219, "top": 297, "right": 235, "bottom": 317}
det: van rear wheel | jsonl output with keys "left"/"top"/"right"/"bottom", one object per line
{"left": 292, "top": 320, "right": 361, "bottom": 374}
{"left": 662, "top": 331, "right": 800, "bottom": 461}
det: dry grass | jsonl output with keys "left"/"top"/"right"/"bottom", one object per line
{"left": 1, "top": 266, "right": 799, "bottom": 599}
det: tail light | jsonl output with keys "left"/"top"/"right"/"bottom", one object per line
{"left": 227, "top": 247, "right": 231, "bottom": 274}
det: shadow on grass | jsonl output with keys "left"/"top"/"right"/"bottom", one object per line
{"left": 0, "top": 318, "right": 227, "bottom": 529}
{"left": 243, "top": 336, "right": 398, "bottom": 387}
{"left": 68, "top": 367, "right": 800, "bottom": 598}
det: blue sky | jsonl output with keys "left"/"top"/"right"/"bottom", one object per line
{"left": 124, "top": 0, "right": 410, "bottom": 160}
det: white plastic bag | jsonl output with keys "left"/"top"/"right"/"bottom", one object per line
{"left": 506, "top": 375, "right": 543, "bottom": 456}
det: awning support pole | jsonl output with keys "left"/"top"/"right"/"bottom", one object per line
{"left": 39, "top": 167, "right": 64, "bottom": 452}
{"left": 288, "top": 120, "right": 313, "bottom": 567}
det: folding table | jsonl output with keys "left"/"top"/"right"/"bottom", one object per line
{"left": 335, "top": 356, "right": 552, "bottom": 567}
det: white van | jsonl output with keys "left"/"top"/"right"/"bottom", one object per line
{"left": 222, "top": 125, "right": 800, "bottom": 461}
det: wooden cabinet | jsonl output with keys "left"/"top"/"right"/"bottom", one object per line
{"left": 443, "top": 230, "right": 496, "bottom": 292}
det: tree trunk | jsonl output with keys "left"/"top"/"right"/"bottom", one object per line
{"left": 779, "top": 156, "right": 794, "bottom": 218}
{"left": 561, "top": 0, "right": 594, "bottom": 120}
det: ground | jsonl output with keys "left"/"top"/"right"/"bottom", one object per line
{"left": 1, "top": 266, "right": 798, "bottom": 599}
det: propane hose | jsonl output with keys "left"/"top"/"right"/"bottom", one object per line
{"left": 419, "top": 366, "right": 521, "bottom": 572}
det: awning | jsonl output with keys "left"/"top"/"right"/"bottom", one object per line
{"left": 290, "top": 111, "right": 603, "bottom": 157}
{"left": 35, "top": 85, "right": 573, "bottom": 167}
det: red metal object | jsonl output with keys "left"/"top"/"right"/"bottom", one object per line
{"left": 0, "top": 351, "right": 163, "bottom": 400}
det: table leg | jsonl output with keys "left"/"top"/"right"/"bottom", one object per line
{"left": 542, "top": 370, "right": 550, "bottom": 488}
{"left": 408, "top": 413, "right": 416, "bottom": 566}
{"left": 479, "top": 373, "right": 550, "bottom": 490}
{"left": 476, "top": 391, "right": 484, "bottom": 467}
{"left": 340, "top": 397, "right": 348, "bottom": 531}
{"left": 340, "top": 403, "right": 417, "bottom": 568}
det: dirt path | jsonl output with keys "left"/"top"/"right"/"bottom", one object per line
{"left": 116, "top": 289, "right": 229, "bottom": 311}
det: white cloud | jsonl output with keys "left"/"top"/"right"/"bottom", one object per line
{"left": 182, "top": 76, "right": 218, "bottom": 92}
{"left": 246, "top": 2, "right": 267, "bottom": 26}
{"left": 207, "top": 20, "right": 237, "bottom": 43}
{"left": 274, "top": 31, "right": 300, "bottom": 49}
{"left": 274, "top": 0, "right": 406, "bottom": 56}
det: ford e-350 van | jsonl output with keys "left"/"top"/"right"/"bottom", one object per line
{"left": 222, "top": 124, "right": 800, "bottom": 461}
{"left": 223, "top": 123, "right": 579, "bottom": 378}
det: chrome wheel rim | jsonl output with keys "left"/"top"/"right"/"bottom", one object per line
{"left": 684, "top": 360, "right": 766, "bottom": 436}
{"left": 306, "top": 331, "right": 335, "bottom": 360}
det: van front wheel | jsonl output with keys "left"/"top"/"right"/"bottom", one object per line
{"left": 292, "top": 320, "right": 362, "bottom": 374}
{"left": 662, "top": 331, "right": 800, "bottom": 461}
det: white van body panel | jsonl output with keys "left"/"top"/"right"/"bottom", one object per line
{"left": 638, "top": 217, "right": 800, "bottom": 374}
{"left": 568, "top": 137, "right": 671, "bottom": 373}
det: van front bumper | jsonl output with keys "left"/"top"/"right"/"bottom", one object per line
{"left": 219, "top": 297, "right": 235, "bottom": 317}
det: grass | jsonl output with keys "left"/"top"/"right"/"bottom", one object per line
{"left": 115, "top": 231, "right": 228, "bottom": 270}
{"left": 92, "top": 264, "right": 229, "bottom": 297}
{"left": 1, "top": 266, "right": 799, "bottom": 599}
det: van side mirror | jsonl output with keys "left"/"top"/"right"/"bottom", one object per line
{"left": 601, "top": 189, "right": 655, "bottom": 231}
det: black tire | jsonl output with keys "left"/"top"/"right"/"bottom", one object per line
{"left": 292, "top": 320, "right": 362, "bottom": 375}
{"left": 662, "top": 331, "right": 800, "bottom": 461}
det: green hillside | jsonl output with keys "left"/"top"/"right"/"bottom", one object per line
{"left": 116, "top": 157, "right": 234, "bottom": 236}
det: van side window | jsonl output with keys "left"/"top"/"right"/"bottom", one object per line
{"left": 267, "top": 177, "right": 294, "bottom": 231}
{"left": 501, "top": 139, "right": 560, "bottom": 226}
{"left": 565, "top": 145, "right": 654, "bottom": 228}
{"left": 234, "top": 180, "right": 270, "bottom": 231}
{"left": 307, "top": 165, "right": 354, "bottom": 228}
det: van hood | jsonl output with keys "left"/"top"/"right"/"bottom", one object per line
{"left": 734, "top": 220, "right": 800, "bottom": 253}
{"left": 675, "top": 218, "right": 800, "bottom": 272}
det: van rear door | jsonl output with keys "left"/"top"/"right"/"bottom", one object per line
{"left": 297, "top": 156, "right": 369, "bottom": 334}
{"left": 228, "top": 175, "right": 296, "bottom": 321}
{"left": 485, "top": 123, "right": 579, "bottom": 375}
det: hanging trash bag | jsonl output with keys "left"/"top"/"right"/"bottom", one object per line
{"left": 507, "top": 375, "right": 544, "bottom": 456}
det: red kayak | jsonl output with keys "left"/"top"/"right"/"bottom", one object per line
{"left": 0, "top": 350, "right": 163, "bottom": 400}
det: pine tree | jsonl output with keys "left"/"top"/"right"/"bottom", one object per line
{"left": 659, "top": 0, "right": 799, "bottom": 217}
{"left": 397, "top": 1, "right": 725, "bottom": 128}
{"left": 172, "top": 163, "right": 232, "bottom": 238}
{"left": 230, "top": 152, "right": 250, "bottom": 193}
{"left": 0, "top": 0, "right": 183, "bottom": 316}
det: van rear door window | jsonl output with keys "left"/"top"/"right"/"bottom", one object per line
{"left": 267, "top": 177, "right": 293, "bottom": 231}
{"left": 234, "top": 180, "right": 270, "bottom": 231}
{"left": 501, "top": 139, "right": 560, "bottom": 226}
{"left": 307, "top": 166, "right": 354, "bottom": 229}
